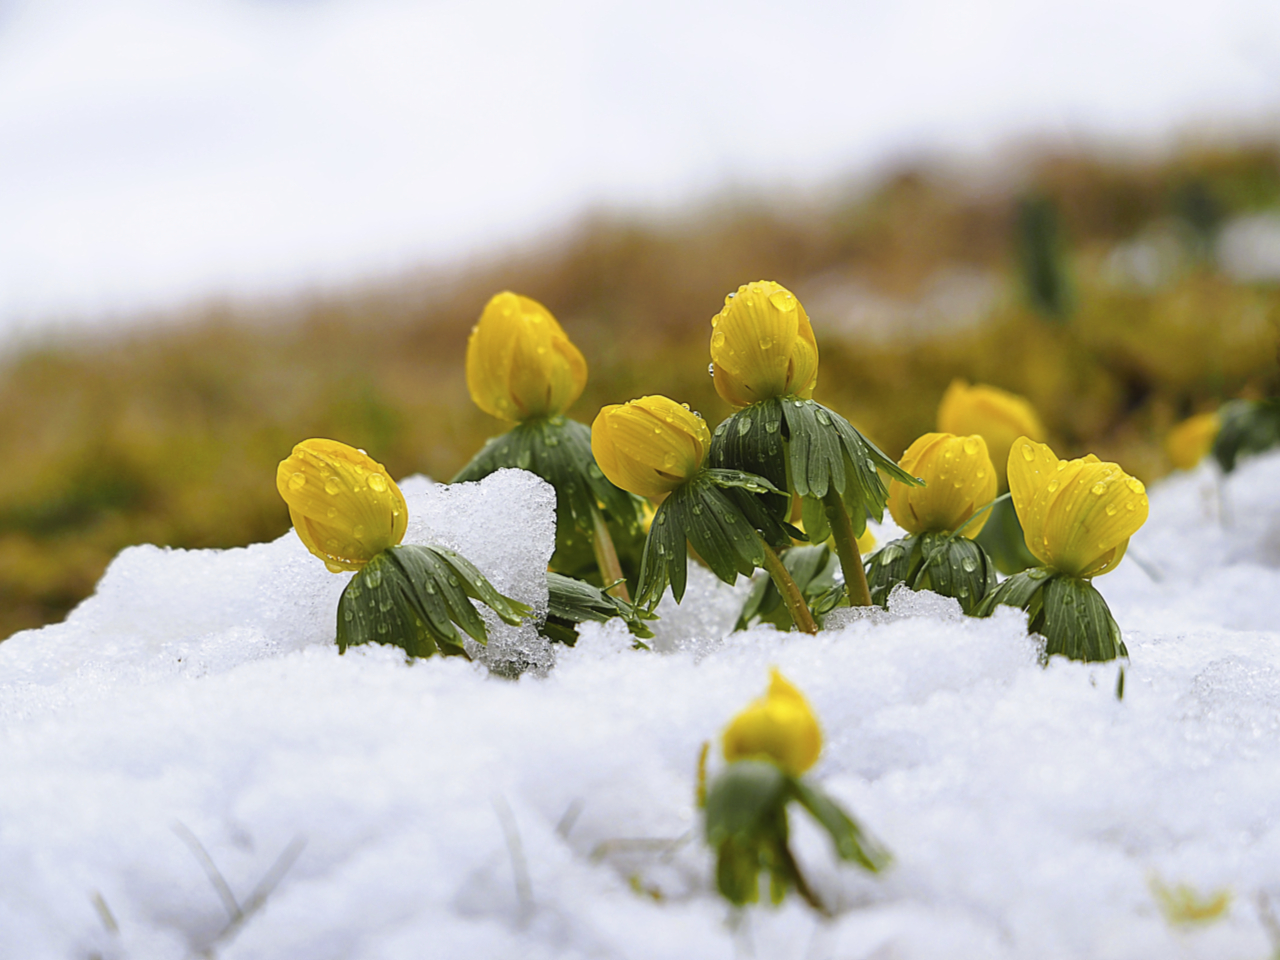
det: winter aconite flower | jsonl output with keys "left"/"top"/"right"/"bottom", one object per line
{"left": 710, "top": 281, "right": 819, "bottom": 407}
{"left": 277, "top": 439, "right": 407, "bottom": 572}
{"left": 888, "top": 433, "right": 997, "bottom": 536}
{"left": 722, "top": 668, "right": 822, "bottom": 776}
{"left": 591, "top": 396, "right": 712, "bottom": 500}
{"left": 1008, "top": 438, "right": 1148, "bottom": 578}
{"left": 1166, "top": 412, "right": 1220, "bottom": 471}
{"left": 938, "top": 380, "right": 1046, "bottom": 487}
{"left": 466, "top": 292, "right": 588, "bottom": 423}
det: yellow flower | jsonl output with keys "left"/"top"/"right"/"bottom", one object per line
{"left": 937, "top": 380, "right": 1047, "bottom": 487}
{"left": 888, "top": 433, "right": 998, "bottom": 536}
{"left": 277, "top": 439, "right": 408, "bottom": 573}
{"left": 722, "top": 668, "right": 822, "bottom": 776}
{"left": 465, "top": 291, "right": 588, "bottom": 422}
{"left": 1008, "top": 438, "right": 1148, "bottom": 578}
{"left": 591, "top": 395, "right": 711, "bottom": 500}
{"left": 1165, "top": 412, "right": 1220, "bottom": 470}
{"left": 710, "top": 281, "right": 819, "bottom": 407}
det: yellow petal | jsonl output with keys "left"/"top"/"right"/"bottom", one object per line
{"left": 937, "top": 380, "right": 1047, "bottom": 488}
{"left": 1007, "top": 438, "right": 1148, "bottom": 578}
{"left": 1165, "top": 412, "right": 1220, "bottom": 470}
{"left": 711, "top": 281, "right": 819, "bottom": 406}
{"left": 722, "top": 668, "right": 822, "bottom": 776}
{"left": 465, "top": 292, "right": 587, "bottom": 422}
{"left": 888, "top": 433, "right": 998, "bottom": 536}
{"left": 590, "top": 396, "right": 711, "bottom": 500}
{"left": 277, "top": 439, "right": 408, "bottom": 571}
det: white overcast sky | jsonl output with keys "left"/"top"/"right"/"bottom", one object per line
{"left": 1, "top": 0, "right": 1279, "bottom": 331}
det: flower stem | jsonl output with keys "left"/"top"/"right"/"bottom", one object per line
{"left": 590, "top": 504, "right": 631, "bottom": 602}
{"left": 822, "top": 488, "right": 873, "bottom": 607}
{"left": 759, "top": 541, "right": 819, "bottom": 634}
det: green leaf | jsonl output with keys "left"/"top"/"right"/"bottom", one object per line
{"left": 705, "top": 468, "right": 786, "bottom": 496}
{"left": 451, "top": 416, "right": 646, "bottom": 579}
{"left": 911, "top": 533, "right": 999, "bottom": 615}
{"left": 337, "top": 552, "right": 447, "bottom": 659}
{"left": 1213, "top": 398, "right": 1280, "bottom": 473}
{"left": 973, "top": 567, "right": 1057, "bottom": 619}
{"left": 1038, "top": 576, "right": 1127, "bottom": 662}
{"left": 635, "top": 476, "right": 771, "bottom": 611}
{"left": 704, "top": 760, "right": 790, "bottom": 848}
{"left": 335, "top": 545, "right": 531, "bottom": 660}
{"left": 540, "top": 571, "right": 656, "bottom": 645}
{"left": 789, "top": 778, "right": 891, "bottom": 873}
{"left": 864, "top": 536, "right": 922, "bottom": 608}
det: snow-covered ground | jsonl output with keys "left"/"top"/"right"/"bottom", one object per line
{"left": 3, "top": 455, "right": 1279, "bottom": 958}
{"left": 2, "top": 0, "right": 1280, "bottom": 332}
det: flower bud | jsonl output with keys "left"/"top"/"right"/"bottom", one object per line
{"left": 1008, "top": 438, "right": 1148, "bottom": 578}
{"left": 466, "top": 292, "right": 588, "bottom": 422}
{"left": 277, "top": 439, "right": 408, "bottom": 573}
{"left": 722, "top": 668, "right": 822, "bottom": 776}
{"left": 1165, "top": 412, "right": 1220, "bottom": 470}
{"left": 888, "top": 433, "right": 997, "bottom": 536}
{"left": 711, "top": 281, "right": 819, "bottom": 407}
{"left": 591, "top": 396, "right": 711, "bottom": 500}
{"left": 937, "top": 380, "right": 1046, "bottom": 487}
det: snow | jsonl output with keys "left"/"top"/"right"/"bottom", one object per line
{"left": 1, "top": 455, "right": 1279, "bottom": 958}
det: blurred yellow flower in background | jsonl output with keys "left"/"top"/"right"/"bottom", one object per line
{"left": 466, "top": 291, "right": 588, "bottom": 422}
{"left": 1165, "top": 412, "right": 1221, "bottom": 470}
{"left": 711, "top": 281, "right": 819, "bottom": 407}
{"left": 277, "top": 439, "right": 407, "bottom": 573}
{"left": 1008, "top": 438, "right": 1148, "bottom": 578}
{"left": 938, "top": 380, "right": 1047, "bottom": 487}
{"left": 888, "top": 432, "right": 997, "bottom": 536}
{"left": 722, "top": 668, "right": 822, "bottom": 776}
{"left": 591, "top": 396, "right": 711, "bottom": 500}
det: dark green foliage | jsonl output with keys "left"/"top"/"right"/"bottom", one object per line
{"left": 336, "top": 544, "right": 529, "bottom": 659}
{"left": 1212, "top": 398, "right": 1280, "bottom": 473}
{"left": 635, "top": 470, "right": 795, "bottom": 612}
{"left": 975, "top": 567, "right": 1127, "bottom": 663}
{"left": 736, "top": 544, "right": 842, "bottom": 631}
{"left": 710, "top": 398, "right": 921, "bottom": 537}
{"left": 704, "top": 760, "right": 890, "bottom": 909}
{"left": 540, "top": 571, "right": 655, "bottom": 646}
{"left": 452, "top": 416, "right": 646, "bottom": 585}
{"left": 864, "top": 532, "right": 997, "bottom": 615}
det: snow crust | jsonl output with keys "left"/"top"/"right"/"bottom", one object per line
{"left": 1, "top": 456, "right": 1279, "bottom": 958}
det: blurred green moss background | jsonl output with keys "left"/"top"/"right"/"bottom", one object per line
{"left": 1, "top": 142, "right": 1277, "bottom": 638}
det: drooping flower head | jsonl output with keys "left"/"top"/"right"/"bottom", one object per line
{"left": 938, "top": 380, "right": 1047, "bottom": 487}
{"left": 888, "top": 432, "right": 998, "bottom": 536}
{"left": 1165, "top": 412, "right": 1221, "bottom": 471}
{"left": 722, "top": 668, "right": 822, "bottom": 776}
{"left": 711, "top": 281, "right": 819, "bottom": 407}
{"left": 277, "top": 439, "right": 408, "bottom": 572}
{"left": 466, "top": 292, "right": 588, "bottom": 422}
{"left": 1008, "top": 438, "right": 1148, "bottom": 578}
{"left": 591, "top": 396, "right": 711, "bottom": 500}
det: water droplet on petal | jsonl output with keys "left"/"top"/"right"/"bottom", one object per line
{"left": 961, "top": 557, "right": 978, "bottom": 572}
{"left": 1126, "top": 478, "right": 1145, "bottom": 494}
{"left": 288, "top": 472, "right": 307, "bottom": 491}
{"left": 962, "top": 437, "right": 980, "bottom": 455}
{"left": 324, "top": 477, "right": 342, "bottom": 496}
{"left": 1020, "top": 444, "right": 1036, "bottom": 461}
{"left": 368, "top": 474, "right": 387, "bottom": 493}
{"left": 1090, "top": 482, "right": 1106, "bottom": 496}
